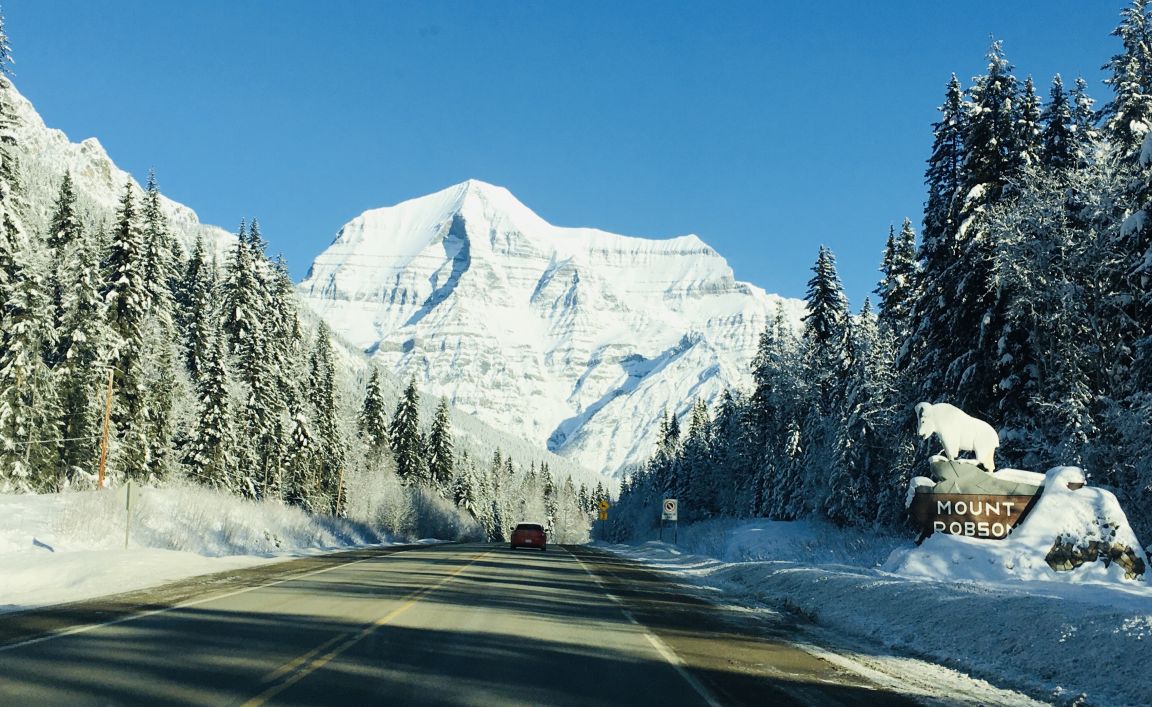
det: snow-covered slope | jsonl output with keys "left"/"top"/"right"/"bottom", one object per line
{"left": 300, "top": 180, "right": 804, "bottom": 474}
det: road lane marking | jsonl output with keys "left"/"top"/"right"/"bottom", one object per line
{"left": 243, "top": 549, "right": 492, "bottom": 707}
{"left": 565, "top": 547, "right": 722, "bottom": 707}
{"left": 0, "top": 546, "right": 423, "bottom": 654}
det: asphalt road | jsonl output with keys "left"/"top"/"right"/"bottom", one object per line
{"left": 0, "top": 543, "right": 920, "bottom": 706}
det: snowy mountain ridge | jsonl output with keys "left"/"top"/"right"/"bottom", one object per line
{"left": 300, "top": 180, "right": 805, "bottom": 474}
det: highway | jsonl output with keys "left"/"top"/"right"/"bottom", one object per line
{"left": 0, "top": 543, "right": 918, "bottom": 705}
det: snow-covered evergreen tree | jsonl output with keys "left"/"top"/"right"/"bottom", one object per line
{"left": 54, "top": 230, "right": 106, "bottom": 489}
{"left": 0, "top": 217, "right": 57, "bottom": 492}
{"left": 101, "top": 181, "right": 151, "bottom": 482}
{"left": 184, "top": 328, "right": 235, "bottom": 491}
{"left": 390, "top": 377, "right": 423, "bottom": 485}
{"left": 307, "top": 322, "right": 345, "bottom": 514}
{"left": 357, "top": 367, "right": 389, "bottom": 455}
{"left": 426, "top": 398, "right": 454, "bottom": 497}
{"left": 874, "top": 219, "right": 920, "bottom": 339}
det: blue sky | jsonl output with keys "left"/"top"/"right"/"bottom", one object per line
{"left": 4, "top": 1, "right": 1129, "bottom": 306}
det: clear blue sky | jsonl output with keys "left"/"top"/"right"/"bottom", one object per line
{"left": 4, "top": 1, "right": 1129, "bottom": 306}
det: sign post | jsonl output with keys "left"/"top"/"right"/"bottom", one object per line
{"left": 661, "top": 498, "right": 678, "bottom": 544}
{"left": 124, "top": 480, "right": 134, "bottom": 549}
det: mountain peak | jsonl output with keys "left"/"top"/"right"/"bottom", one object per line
{"left": 300, "top": 181, "right": 803, "bottom": 475}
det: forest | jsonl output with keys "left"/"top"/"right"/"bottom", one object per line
{"left": 614, "top": 3, "right": 1152, "bottom": 543}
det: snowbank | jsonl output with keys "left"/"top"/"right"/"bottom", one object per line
{"left": 604, "top": 516, "right": 1152, "bottom": 706}
{"left": 891, "top": 466, "right": 1148, "bottom": 583}
{"left": 0, "top": 484, "right": 396, "bottom": 614}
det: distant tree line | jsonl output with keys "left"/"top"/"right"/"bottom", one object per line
{"left": 615, "top": 2, "right": 1152, "bottom": 542}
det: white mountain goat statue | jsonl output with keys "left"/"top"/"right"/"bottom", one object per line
{"left": 914, "top": 402, "right": 999, "bottom": 472}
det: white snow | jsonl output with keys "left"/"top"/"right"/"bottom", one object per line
{"left": 299, "top": 179, "right": 806, "bottom": 475}
{"left": 603, "top": 501, "right": 1152, "bottom": 706}
{"left": 0, "top": 484, "right": 395, "bottom": 614}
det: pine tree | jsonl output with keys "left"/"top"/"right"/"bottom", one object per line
{"left": 0, "top": 222, "right": 58, "bottom": 492}
{"left": 307, "top": 322, "right": 345, "bottom": 513}
{"left": 1102, "top": 0, "right": 1152, "bottom": 156}
{"left": 799, "top": 246, "right": 852, "bottom": 517}
{"left": 358, "top": 367, "right": 390, "bottom": 455}
{"left": 802, "top": 245, "right": 850, "bottom": 412}
{"left": 141, "top": 171, "right": 181, "bottom": 300}
{"left": 1070, "top": 77, "right": 1100, "bottom": 168}
{"left": 101, "top": 181, "right": 150, "bottom": 481}
{"left": 679, "top": 398, "right": 714, "bottom": 518}
{"left": 823, "top": 300, "right": 901, "bottom": 526}
{"left": 184, "top": 328, "right": 235, "bottom": 490}
{"left": 1041, "top": 75, "right": 1077, "bottom": 174}
{"left": 282, "top": 408, "right": 315, "bottom": 509}
{"left": 875, "top": 219, "right": 920, "bottom": 338}
{"left": 390, "top": 377, "right": 423, "bottom": 484}
{"left": 221, "top": 222, "right": 264, "bottom": 373}
{"left": 1017, "top": 76, "right": 1043, "bottom": 170}
{"left": 179, "top": 237, "right": 215, "bottom": 382}
{"left": 452, "top": 451, "right": 479, "bottom": 518}
{"left": 426, "top": 398, "right": 454, "bottom": 496}
{"left": 54, "top": 233, "right": 107, "bottom": 489}
{"left": 45, "top": 173, "right": 81, "bottom": 364}
{"left": 748, "top": 305, "right": 806, "bottom": 519}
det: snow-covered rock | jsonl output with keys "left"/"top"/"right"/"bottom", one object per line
{"left": 299, "top": 180, "right": 804, "bottom": 474}
{"left": 887, "top": 466, "right": 1149, "bottom": 584}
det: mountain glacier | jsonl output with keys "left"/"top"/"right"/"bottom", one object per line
{"left": 300, "top": 180, "right": 805, "bottom": 475}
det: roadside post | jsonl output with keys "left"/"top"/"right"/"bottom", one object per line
{"left": 661, "top": 498, "right": 678, "bottom": 543}
{"left": 124, "top": 480, "right": 134, "bottom": 549}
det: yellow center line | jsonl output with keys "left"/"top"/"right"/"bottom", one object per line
{"left": 242, "top": 549, "right": 491, "bottom": 707}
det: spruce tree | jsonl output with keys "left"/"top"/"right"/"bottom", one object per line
{"left": 1040, "top": 75, "right": 1077, "bottom": 174}
{"left": 0, "top": 223, "right": 57, "bottom": 492}
{"left": 55, "top": 233, "right": 107, "bottom": 489}
{"left": 390, "top": 377, "right": 423, "bottom": 484}
{"left": 179, "top": 237, "right": 215, "bottom": 381}
{"left": 1102, "top": 0, "right": 1152, "bottom": 157}
{"left": 45, "top": 172, "right": 81, "bottom": 363}
{"left": 875, "top": 219, "right": 920, "bottom": 338}
{"left": 426, "top": 398, "right": 454, "bottom": 496}
{"left": 307, "top": 322, "right": 345, "bottom": 513}
{"left": 679, "top": 399, "right": 714, "bottom": 519}
{"left": 185, "top": 329, "right": 236, "bottom": 491}
{"left": 802, "top": 245, "right": 850, "bottom": 412}
{"left": 799, "top": 246, "right": 851, "bottom": 517}
{"left": 101, "top": 181, "right": 150, "bottom": 481}
{"left": 358, "top": 367, "right": 390, "bottom": 454}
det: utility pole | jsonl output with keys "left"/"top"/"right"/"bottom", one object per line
{"left": 97, "top": 369, "right": 114, "bottom": 489}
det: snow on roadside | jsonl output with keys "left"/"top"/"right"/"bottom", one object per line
{"left": 0, "top": 484, "right": 394, "bottom": 615}
{"left": 601, "top": 518, "right": 1152, "bottom": 707}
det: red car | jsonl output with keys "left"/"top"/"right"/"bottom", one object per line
{"left": 510, "top": 523, "right": 547, "bottom": 551}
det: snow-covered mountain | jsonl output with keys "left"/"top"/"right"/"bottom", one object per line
{"left": 300, "top": 180, "right": 805, "bottom": 475}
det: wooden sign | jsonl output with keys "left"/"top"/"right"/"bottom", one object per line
{"left": 909, "top": 493, "right": 1040, "bottom": 540}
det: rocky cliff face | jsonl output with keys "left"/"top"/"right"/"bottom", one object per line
{"left": 300, "top": 180, "right": 805, "bottom": 474}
